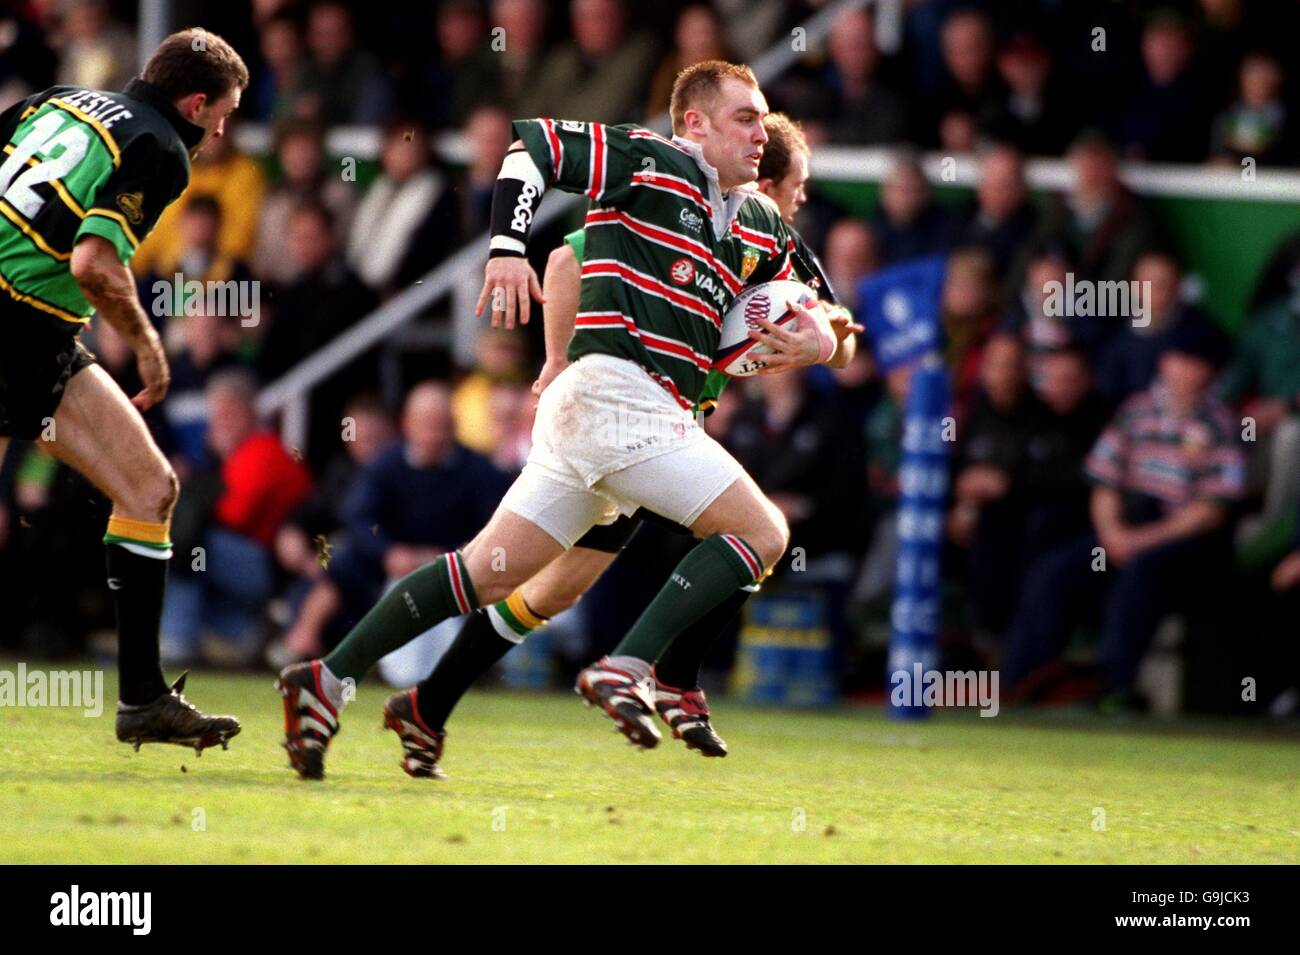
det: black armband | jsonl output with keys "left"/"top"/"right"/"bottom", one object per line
{"left": 489, "top": 146, "right": 546, "bottom": 258}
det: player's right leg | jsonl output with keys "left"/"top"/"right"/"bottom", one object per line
{"left": 44, "top": 362, "right": 240, "bottom": 752}
{"left": 279, "top": 459, "right": 614, "bottom": 778}
{"left": 576, "top": 458, "right": 789, "bottom": 748}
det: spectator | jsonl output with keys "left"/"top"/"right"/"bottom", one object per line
{"left": 515, "top": 0, "right": 659, "bottom": 124}
{"left": 253, "top": 119, "right": 357, "bottom": 285}
{"left": 267, "top": 394, "right": 397, "bottom": 666}
{"left": 942, "top": 247, "right": 999, "bottom": 419}
{"left": 248, "top": 11, "right": 307, "bottom": 122}
{"left": 458, "top": 104, "right": 514, "bottom": 240}
{"left": 723, "top": 366, "right": 868, "bottom": 572}
{"left": 259, "top": 201, "right": 379, "bottom": 472}
{"left": 925, "top": 8, "right": 1004, "bottom": 151}
{"left": 1095, "top": 250, "right": 1211, "bottom": 405}
{"left": 138, "top": 196, "right": 256, "bottom": 298}
{"left": 490, "top": 0, "right": 551, "bottom": 113}
{"left": 0, "top": 2, "right": 56, "bottom": 108}
{"left": 280, "top": 382, "right": 510, "bottom": 658}
{"left": 1022, "top": 344, "right": 1111, "bottom": 552}
{"left": 646, "top": 5, "right": 732, "bottom": 120}
{"left": 345, "top": 121, "right": 460, "bottom": 296}
{"left": 1220, "top": 269, "right": 1300, "bottom": 528}
{"left": 956, "top": 144, "right": 1038, "bottom": 289}
{"left": 1210, "top": 50, "right": 1295, "bottom": 167}
{"left": 163, "top": 312, "right": 244, "bottom": 469}
{"left": 1002, "top": 319, "right": 1245, "bottom": 707}
{"left": 400, "top": 0, "right": 498, "bottom": 129}
{"left": 132, "top": 122, "right": 268, "bottom": 277}
{"left": 1035, "top": 131, "right": 1158, "bottom": 286}
{"left": 160, "top": 370, "right": 312, "bottom": 665}
{"left": 55, "top": 0, "right": 135, "bottom": 92}
{"left": 452, "top": 328, "right": 529, "bottom": 457}
{"left": 1000, "top": 243, "right": 1108, "bottom": 363}
{"left": 298, "top": 0, "right": 393, "bottom": 124}
{"left": 1118, "top": 11, "right": 1213, "bottom": 162}
{"left": 822, "top": 217, "right": 878, "bottom": 311}
{"left": 948, "top": 333, "right": 1051, "bottom": 632}
{"left": 871, "top": 152, "right": 960, "bottom": 266}
{"left": 799, "top": 6, "right": 905, "bottom": 147}
{"left": 985, "top": 32, "right": 1076, "bottom": 156}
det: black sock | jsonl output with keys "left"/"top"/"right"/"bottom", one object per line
{"left": 415, "top": 608, "right": 516, "bottom": 729}
{"left": 654, "top": 587, "right": 752, "bottom": 689}
{"left": 106, "top": 544, "right": 170, "bottom": 705}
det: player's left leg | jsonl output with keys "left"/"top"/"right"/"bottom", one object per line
{"left": 47, "top": 362, "right": 239, "bottom": 751}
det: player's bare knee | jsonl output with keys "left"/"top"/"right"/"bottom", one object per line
{"left": 748, "top": 509, "right": 789, "bottom": 572}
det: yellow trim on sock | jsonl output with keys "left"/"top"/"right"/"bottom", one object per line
{"left": 106, "top": 514, "right": 171, "bottom": 545}
{"left": 507, "top": 589, "right": 548, "bottom": 629}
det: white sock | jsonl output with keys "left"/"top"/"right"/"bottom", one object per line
{"left": 317, "top": 661, "right": 349, "bottom": 709}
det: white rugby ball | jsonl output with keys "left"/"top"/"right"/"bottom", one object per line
{"left": 714, "top": 280, "right": 827, "bottom": 377}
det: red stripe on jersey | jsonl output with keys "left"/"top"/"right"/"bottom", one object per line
{"left": 729, "top": 221, "right": 780, "bottom": 256}
{"left": 575, "top": 311, "right": 711, "bottom": 371}
{"left": 630, "top": 172, "right": 714, "bottom": 219}
{"left": 582, "top": 260, "right": 721, "bottom": 328}
{"left": 587, "top": 122, "right": 607, "bottom": 199}
{"left": 583, "top": 208, "right": 742, "bottom": 293}
{"left": 541, "top": 119, "right": 562, "bottom": 184}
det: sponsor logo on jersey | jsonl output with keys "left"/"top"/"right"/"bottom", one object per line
{"left": 116, "top": 191, "right": 144, "bottom": 225}
{"left": 670, "top": 257, "right": 695, "bottom": 284}
{"left": 559, "top": 120, "right": 586, "bottom": 133}
{"left": 678, "top": 207, "right": 703, "bottom": 233}
{"left": 740, "top": 247, "right": 761, "bottom": 280}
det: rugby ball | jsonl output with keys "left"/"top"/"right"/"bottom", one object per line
{"left": 714, "top": 280, "right": 829, "bottom": 377}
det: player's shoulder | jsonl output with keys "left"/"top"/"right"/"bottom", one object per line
{"left": 738, "top": 189, "right": 785, "bottom": 228}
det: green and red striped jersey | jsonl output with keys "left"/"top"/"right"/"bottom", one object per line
{"left": 561, "top": 217, "right": 840, "bottom": 416}
{"left": 515, "top": 118, "right": 796, "bottom": 409}
{"left": 0, "top": 80, "right": 201, "bottom": 326}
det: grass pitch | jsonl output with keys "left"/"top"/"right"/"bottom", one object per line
{"left": 1, "top": 666, "right": 1297, "bottom": 864}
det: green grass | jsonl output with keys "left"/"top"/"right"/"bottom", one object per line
{"left": 1, "top": 667, "right": 1298, "bottom": 863}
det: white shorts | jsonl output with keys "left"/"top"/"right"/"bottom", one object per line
{"left": 500, "top": 355, "right": 743, "bottom": 548}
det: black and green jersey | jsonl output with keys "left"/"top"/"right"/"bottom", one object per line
{"left": 516, "top": 118, "right": 795, "bottom": 409}
{"left": 561, "top": 218, "right": 839, "bottom": 415}
{"left": 0, "top": 80, "right": 203, "bottom": 326}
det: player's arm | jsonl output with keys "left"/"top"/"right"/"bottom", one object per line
{"left": 533, "top": 242, "right": 581, "bottom": 396}
{"left": 478, "top": 119, "right": 637, "bottom": 329}
{"left": 786, "top": 226, "right": 862, "bottom": 369}
{"left": 70, "top": 236, "right": 168, "bottom": 410}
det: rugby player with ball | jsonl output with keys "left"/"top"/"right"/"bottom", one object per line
{"left": 379, "top": 113, "right": 860, "bottom": 776}
{"left": 277, "top": 62, "right": 850, "bottom": 780}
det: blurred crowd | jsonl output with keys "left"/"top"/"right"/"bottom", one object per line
{"left": 0, "top": 0, "right": 1297, "bottom": 716}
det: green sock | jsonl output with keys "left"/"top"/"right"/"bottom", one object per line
{"left": 613, "top": 534, "right": 762, "bottom": 662}
{"left": 323, "top": 550, "right": 478, "bottom": 682}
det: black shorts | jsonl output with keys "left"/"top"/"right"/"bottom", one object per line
{"left": 572, "top": 508, "right": 694, "bottom": 553}
{"left": 0, "top": 301, "right": 96, "bottom": 439}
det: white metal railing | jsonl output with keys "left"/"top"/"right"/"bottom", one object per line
{"left": 256, "top": 0, "right": 873, "bottom": 449}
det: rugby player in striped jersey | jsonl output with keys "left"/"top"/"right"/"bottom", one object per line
{"left": 279, "top": 61, "right": 844, "bottom": 779}
{"left": 372, "top": 113, "right": 860, "bottom": 776}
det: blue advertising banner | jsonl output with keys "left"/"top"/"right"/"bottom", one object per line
{"left": 886, "top": 357, "right": 951, "bottom": 719}
{"left": 856, "top": 255, "right": 946, "bottom": 373}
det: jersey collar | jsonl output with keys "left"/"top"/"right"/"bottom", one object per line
{"left": 123, "top": 78, "right": 206, "bottom": 151}
{"left": 671, "top": 134, "right": 758, "bottom": 242}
